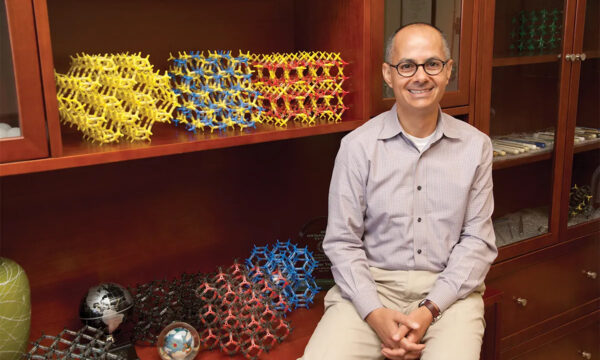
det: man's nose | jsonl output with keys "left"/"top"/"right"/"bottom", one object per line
{"left": 413, "top": 65, "right": 429, "bottom": 81}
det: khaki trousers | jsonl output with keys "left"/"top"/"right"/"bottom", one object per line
{"left": 299, "top": 267, "right": 485, "bottom": 360}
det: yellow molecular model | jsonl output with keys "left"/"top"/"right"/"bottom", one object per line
{"left": 55, "top": 53, "right": 178, "bottom": 143}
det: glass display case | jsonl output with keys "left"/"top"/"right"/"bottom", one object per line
{"left": 0, "top": 1, "right": 20, "bottom": 139}
{"left": 489, "top": 0, "right": 569, "bottom": 250}
{"left": 564, "top": 0, "right": 600, "bottom": 232}
{"left": 0, "top": 0, "right": 49, "bottom": 163}
{"left": 475, "top": 0, "right": 577, "bottom": 254}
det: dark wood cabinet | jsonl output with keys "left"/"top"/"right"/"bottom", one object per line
{"left": 487, "top": 235, "right": 599, "bottom": 351}
{"left": 475, "top": 0, "right": 600, "bottom": 356}
{"left": 504, "top": 311, "right": 599, "bottom": 360}
{"left": 2, "top": 0, "right": 371, "bottom": 175}
{"left": 0, "top": 1, "right": 598, "bottom": 359}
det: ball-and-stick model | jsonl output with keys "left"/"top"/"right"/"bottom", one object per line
{"left": 196, "top": 262, "right": 292, "bottom": 360}
{"left": 24, "top": 326, "right": 125, "bottom": 360}
{"left": 55, "top": 53, "right": 178, "bottom": 143}
{"left": 246, "top": 240, "right": 320, "bottom": 310}
{"left": 168, "top": 50, "right": 263, "bottom": 132}
{"left": 250, "top": 51, "right": 349, "bottom": 126}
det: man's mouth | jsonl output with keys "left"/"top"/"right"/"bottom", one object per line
{"left": 408, "top": 88, "right": 433, "bottom": 94}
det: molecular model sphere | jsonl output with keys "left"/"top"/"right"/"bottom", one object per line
{"left": 157, "top": 322, "right": 201, "bottom": 360}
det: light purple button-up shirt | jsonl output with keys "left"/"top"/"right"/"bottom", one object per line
{"left": 323, "top": 105, "right": 498, "bottom": 319}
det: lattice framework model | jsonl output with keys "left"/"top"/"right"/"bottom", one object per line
{"left": 55, "top": 53, "right": 178, "bottom": 143}
{"left": 246, "top": 240, "right": 320, "bottom": 310}
{"left": 168, "top": 51, "right": 263, "bottom": 132}
{"left": 24, "top": 326, "right": 125, "bottom": 360}
{"left": 250, "top": 51, "right": 349, "bottom": 126}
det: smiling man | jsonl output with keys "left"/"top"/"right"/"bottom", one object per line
{"left": 299, "top": 23, "right": 497, "bottom": 360}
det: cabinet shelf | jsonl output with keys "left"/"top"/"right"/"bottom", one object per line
{"left": 492, "top": 54, "right": 561, "bottom": 67}
{"left": 493, "top": 149, "right": 552, "bottom": 170}
{"left": 573, "top": 138, "right": 600, "bottom": 153}
{"left": 584, "top": 50, "right": 600, "bottom": 59}
{"left": 492, "top": 137, "right": 599, "bottom": 170}
{"left": 492, "top": 51, "right": 599, "bottom": 67}
{"left": 134, "top": 293, "right": 325, "bottom": 359}
{"left": 0, "top": 119, "right": 364, "bottom": 176}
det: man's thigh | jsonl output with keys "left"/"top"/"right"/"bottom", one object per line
{"left": 420, "top": 290, "right": 485, "bottom": 360}
{"left": 299, "top": 286, "right": 384, "bottom": 360}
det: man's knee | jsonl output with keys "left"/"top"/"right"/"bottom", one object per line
{"left": 420, "top": 293, "right": 485, "bottom": 360}
{"left": 299, "top": 301, "right": 383, "bottom": 360}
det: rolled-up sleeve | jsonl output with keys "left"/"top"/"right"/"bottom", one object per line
{"left": 322, "top": 138, "right": 383, "bottom": 319}
{"left": 427, "top": 137, "right": 498, "bottom": 312}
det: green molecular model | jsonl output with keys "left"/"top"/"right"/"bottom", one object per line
{"left": 509, "top": 8, "right": 563, "bottom": 54}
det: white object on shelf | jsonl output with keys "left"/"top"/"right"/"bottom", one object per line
{"left": 5, "top": 127, "right": 21, "bottom": 138}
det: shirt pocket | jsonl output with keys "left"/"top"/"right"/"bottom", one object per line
{"left": 425, "top": 164, "right": 472, "bottom": 223}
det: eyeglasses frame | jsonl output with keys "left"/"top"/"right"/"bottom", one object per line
{"left": 386, "top": 58, "right": 450, "bottom": 77}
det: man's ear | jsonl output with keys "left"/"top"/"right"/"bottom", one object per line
{"left": 445, "top": 59, "right": 454, "bottom": 79}
{"left": 382, "top": 63, "right": 393, "bottom": 89}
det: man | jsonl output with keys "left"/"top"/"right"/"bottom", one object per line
{"left": 300, "top": 23, "right": 497, "bottom": 360}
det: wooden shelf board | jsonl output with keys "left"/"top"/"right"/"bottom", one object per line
{"left": 131, "top": 288, "right": 503, "bottom": 360}
{"left": 492, "top": 53, "right": 560, "bottom": 67}
{"left": 584, "top": 50, "right": 600, "bottom": 59}
{"left": 0, "top": 119, "right": 365, "bottom": 176}
{"left": 573, "top": 138, "right": 600, "bottom": 153}
{"left": 492, "top": 149, "right": 553, "bottom": 170}
{"left": 134, "top": 292, "right": 325, "bottom": 360}
{"left": 491, "top": 137, "right": 599, "bottom": 170}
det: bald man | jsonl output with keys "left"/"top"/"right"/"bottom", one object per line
{"left": 299, "top": 23, "right": 497, "bottom": 360}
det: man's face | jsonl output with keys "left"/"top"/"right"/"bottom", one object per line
{"left": 382, "top": 26, "right": 453, "bottom": 114}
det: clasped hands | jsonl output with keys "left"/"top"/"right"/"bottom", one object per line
{"left": 365, "top": 306, "right": 433, "bottom": 360}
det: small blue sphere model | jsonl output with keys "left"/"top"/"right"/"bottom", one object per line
{"left": 157, "top": 322, "right": 201, "bottom": 360}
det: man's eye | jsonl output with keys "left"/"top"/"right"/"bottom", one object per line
{"left": 427, "top": 61, "right": 441, "bottom": 68}
{"left": 399, "top": 63, "right": 414, "bottom": 70}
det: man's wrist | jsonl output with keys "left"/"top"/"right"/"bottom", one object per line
{"left": 418, "top": 299, "right": 441, "bottom": 323}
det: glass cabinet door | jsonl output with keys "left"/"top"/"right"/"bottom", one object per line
{"left": 0, "top": 0, "right": 48, "bottom": 163}
{"left": 0, "top": 0, "right": 19, "bottom": 139}
{"left": 564, "top": 0, "right": 600, "bottom": 232}
{"left": 370, "top": 0, "right": 473, "bottom": 116}
{"left": 484, "top": 0, "right": 570, "bottom": 251}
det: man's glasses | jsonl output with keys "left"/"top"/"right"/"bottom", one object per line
{"left": 386, "top": 59, "right": 449, "bottom": 77}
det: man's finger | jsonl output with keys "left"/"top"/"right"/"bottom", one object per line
{"left": 392, "top": 312, "right": 420, "bottom": 330}
{"left": 392, "top": 324, "right": 411, "bottom": 341}
{"left": 399, "top": 337, "right": 426, "bottom": 351}
{"left": 405, "top": 351, "right": 422, "bottom": 360}
{"left": 381, "top": 346, "right": 405, "bottom": 359}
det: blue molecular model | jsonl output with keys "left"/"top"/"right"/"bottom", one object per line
{"left": 168, "top": 50, "right": 263, "bottom": 132}
{"left": 245, "top": 239, "right": 320, "bottom": 311}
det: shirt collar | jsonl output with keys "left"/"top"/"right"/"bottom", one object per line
{"left": 377, "top": 104, "right": 462, "bottom": 140}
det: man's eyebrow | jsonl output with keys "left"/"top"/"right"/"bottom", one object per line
{"left": 395, "top": 56, "right": 443, "bottom": 63}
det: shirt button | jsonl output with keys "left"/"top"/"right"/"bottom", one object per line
{"left": 417, "top": 217, "right": 422, "bottom": 222}
{"left": 417, "top": 249, "right": 422, "bottom": 254}
{"left": 417, "top": 185, "right": 422, "bottom": 190}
